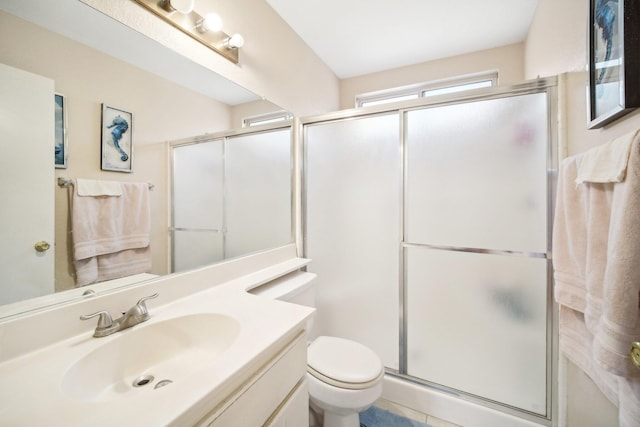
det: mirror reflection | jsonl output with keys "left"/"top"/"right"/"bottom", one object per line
{"left": 0, "top": 0, "right": 292, "bottom": 316}
{"left": 172, "top": 129, "right": 293, "bottom": 273}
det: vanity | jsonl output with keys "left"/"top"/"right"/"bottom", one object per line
{"left": 0, "top": 245, "right": 314, "bottom": 426}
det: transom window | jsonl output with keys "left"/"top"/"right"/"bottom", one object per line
{"left": 243, "top": 111, "right": 292, "bottom": 127}
{"left": 355, "top": 71, "right": 498, "bottom": 108}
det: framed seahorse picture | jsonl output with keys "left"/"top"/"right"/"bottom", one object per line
{"left": 588, "top": 0, "right": 640, "bottom": 129}
{"left": 101, "top": 104, "right": 133, "bottom": 172}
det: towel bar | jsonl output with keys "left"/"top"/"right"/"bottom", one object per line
{"left": 57, "top": 177, "right": 154, "bottom": 190}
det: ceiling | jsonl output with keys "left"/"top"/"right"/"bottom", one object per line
{"left": 266, "top": 0, "right": 539, "bottom": 79}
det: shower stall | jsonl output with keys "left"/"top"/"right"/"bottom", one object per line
{"left": 302, "top": 78, "right": 558, "bottom": 426}
{"left": 170, "top": 126, "right": 293, "bottom": 273}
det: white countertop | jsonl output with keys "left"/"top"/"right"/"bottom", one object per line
{"left": 0, "top": 267, "right": 314, "bottom": 426}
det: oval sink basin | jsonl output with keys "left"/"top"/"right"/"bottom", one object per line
{"left": 61, "top": 313, "right": 240, "bottom": 402}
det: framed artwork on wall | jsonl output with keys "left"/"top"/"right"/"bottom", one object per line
{"left": 54, "top": 94, "right": 67, "bottom": 168}
{"left": 101, "top": 104, "right": 133, "bottom": 172}
{"left": 588, "top": 0, "right": 640, "bottom": 129}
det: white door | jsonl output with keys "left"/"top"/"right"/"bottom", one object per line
{"left": 0, "top": 63, "right": 55, "bottom": 305}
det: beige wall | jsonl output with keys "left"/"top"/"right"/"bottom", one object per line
{"left": 339, "top": 43, "right": 525, "bottom": 110}
{"left": 525, "top": 0, "right": 587, "bottom": 80}
{"left": 0, "top": 11, "right": 234, "bottom": 291}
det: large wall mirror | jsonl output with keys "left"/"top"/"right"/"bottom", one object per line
{"left": 0, "top": 0, "right": 294, "bottom": 318}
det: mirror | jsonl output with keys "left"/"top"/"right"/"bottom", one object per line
{"left": 0, "top": 0, "right": 293, "bottom": 317}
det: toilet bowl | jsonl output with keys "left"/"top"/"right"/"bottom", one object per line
{"left": 307, "top": 336, "right": 384, "bottom": 427}
{"left": 248, "top": 271, "right": 384, "bottom": 427}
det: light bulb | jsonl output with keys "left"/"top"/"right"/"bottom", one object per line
{"left": 168, "top": 0, "right": 194, "bottom": 14}
{"left": 226, "top": 33, "right": 245, "bottom": 49}
{"left": 197, "top": 13, "right": 223, "bottom": 33}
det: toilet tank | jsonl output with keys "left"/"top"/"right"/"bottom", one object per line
{"left": 249, "top": 271, "right": 318, "bottom": 337}
{"left": 248, "top": 271, "right": 317, "bottom": 307}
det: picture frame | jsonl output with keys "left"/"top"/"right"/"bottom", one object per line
{"left": 54, "top": 94, "right": 67, "bottom": 168}
{"left": 588, "top": 0, "right": 640, "bottom": 129}
{"left": 101, "top": 104, "right": 133, "bottom": 172}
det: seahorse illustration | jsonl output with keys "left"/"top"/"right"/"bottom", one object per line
{"left": 595, "top": 0, "right": 618, "bottom": 84}
{"left": 107, "top": 115, "right": 129, "bottom": 161}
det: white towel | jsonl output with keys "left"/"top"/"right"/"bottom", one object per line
{"left": 575, "top": 129, "right": 638, "bottom": 184}
{"left": 71, "top": 180, "right": 151, "bottom": 286}
{"left": 553, "top": 132, "right": 640, "bottom": 427}
{"left": 76, "top": 178, "right": 123, "bottom": 196}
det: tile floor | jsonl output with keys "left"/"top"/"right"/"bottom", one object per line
{"left": 374, "top": 398, "right": 463, "bottom": 427}
{"left": 309, "top": 397, "right": 462, "bottom": 427}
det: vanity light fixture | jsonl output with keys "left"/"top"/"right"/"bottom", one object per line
{"left": 131, "top": 0, "right": 243, "bottom": 63}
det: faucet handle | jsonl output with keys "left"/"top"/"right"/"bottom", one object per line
{"left": 80, "top": 311, "right": 114, "bottom": 329}
{"left": 135, "top": 293, "right": 159, "bottom": 316}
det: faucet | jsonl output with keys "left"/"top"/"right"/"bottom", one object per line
{"left": 80, "top": 293, "right": 159, "bottom": 338}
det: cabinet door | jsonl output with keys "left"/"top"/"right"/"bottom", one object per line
{"left": 265, "top": 379, "right": 309, "bottom": 427}
{"left": 201, "top": 333, "right": 307, "bottom": 427}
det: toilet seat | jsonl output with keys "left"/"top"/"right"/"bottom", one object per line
{"left": 307, "top": 336, "right": 384, "bottom": 390}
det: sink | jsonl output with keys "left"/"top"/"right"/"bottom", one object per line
{"left": 61, "top": 313, "right": 240, "bottom": 402}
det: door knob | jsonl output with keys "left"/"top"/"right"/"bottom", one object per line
{"left": 631, "top": 342, "right": 640, "bottom": 369}
{"left": 34, "top": 241, "right": 51, "bottom": 252}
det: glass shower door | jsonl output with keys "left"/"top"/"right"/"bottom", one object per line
{"left": 305, "top": 113, "right": 401, "bottom": 369}
{"left": 404, "top": 93, "right": 551, "bottom": 415}
{"left": 225, "top": 129, "right": 292, "bottom": 259}
{"left": 172, "top": 139, "right": 225, "bottom": 272}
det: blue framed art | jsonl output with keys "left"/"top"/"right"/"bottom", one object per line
{"left": 101, "top": 104, "right": 133, "bottom": 172}
{"left": 588, "top": 0, "right": 640, "bottom": 128}
{"left": 55, "top": 94, "right": 67, "bottom": 168}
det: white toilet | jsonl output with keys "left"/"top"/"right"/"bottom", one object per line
{"left": 249, "top": 271, "right": 384, "bottom": 427}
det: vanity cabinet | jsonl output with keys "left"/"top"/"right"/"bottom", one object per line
{"left": 264, "top": 378, "right": 309, "bottom": 427}
{"left": 198, "top": 330, "right": 309, "bottom": 427}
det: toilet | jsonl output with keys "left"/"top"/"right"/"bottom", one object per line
{"left": 249, "top": 271, "right": 384, "bottom": 427}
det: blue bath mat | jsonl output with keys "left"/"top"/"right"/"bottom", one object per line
{"left": 359, "top": 406, "right": 432, "bottom": 427}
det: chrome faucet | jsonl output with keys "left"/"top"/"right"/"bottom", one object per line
{"left": 80, "top": 293, "right": 159, "bottom": 338}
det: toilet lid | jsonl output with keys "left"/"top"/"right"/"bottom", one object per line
{"left": 307, "top": 336, "right": 383, "bottom": 389}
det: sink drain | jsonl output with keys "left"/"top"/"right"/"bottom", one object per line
{"left": 132, "top": 375, "right": 155, "bottom": 388}
{"left": 154, "top": 379, "right": 173, "bottom": 389}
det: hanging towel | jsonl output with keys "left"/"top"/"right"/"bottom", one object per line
{"left": 76, "top": 178, "right": 123, "bottom": 196}
{"left": 575, "top": 129, "right": 639, "bottom": 184}
{"left": 553, "top": 131, "right": 640, "bottom": 427}
{"left": 71, "top": 180, "right": 151, "bottom": 286}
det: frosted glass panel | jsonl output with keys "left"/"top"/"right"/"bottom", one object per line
{"left": 225, "top": 129, "right": 292, "bottom": 258}
{"left": 305, "top": 114, "right": 400, "bottom": 369}
{"left": 406, "top": 247, "right": 548, "bottom": 414}
{"left": 173, "top": 140, "right": 223, "bottom": 229}
{"left": 405, "top": 93, "right": 548, "bottom": 252}
{"left": 173, "top": 230, "right": 223, "bottom": 273}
